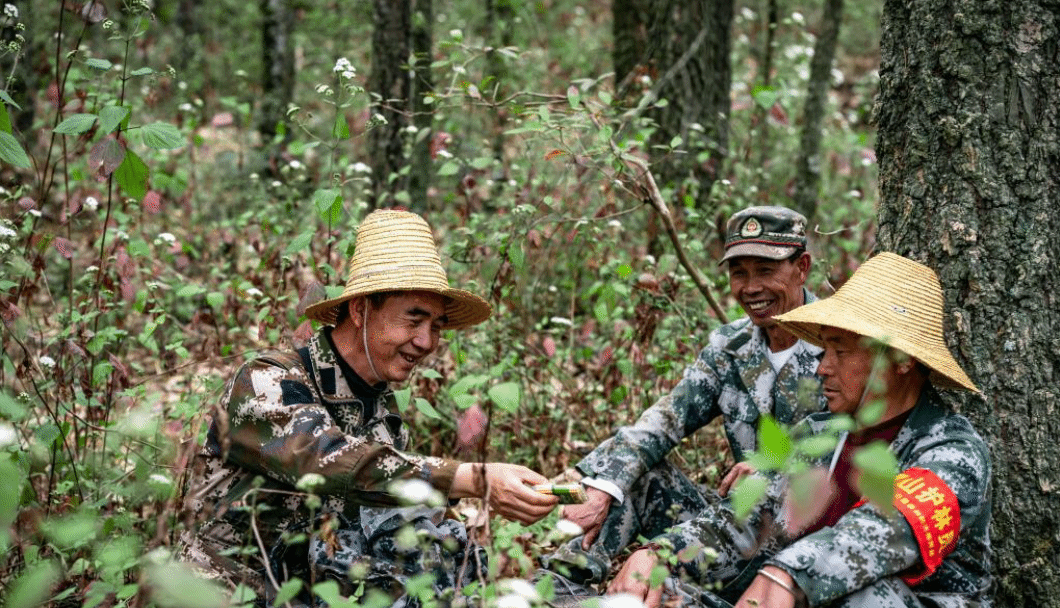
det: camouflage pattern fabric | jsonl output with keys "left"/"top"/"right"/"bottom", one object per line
{"left": 576, "top": 288, "right": 825, "bottom": 492}
{"left": 544, "top": 297, "right": 824, "bottom": 586}
{"left": 655, "top": 385, "right": 992, "bottom": 608}
{"left": 180, "top": 328, "right": 470, "bottom": 606}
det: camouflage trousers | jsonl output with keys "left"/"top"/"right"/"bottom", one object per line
{"left": 666, "top": 575, "right": 935, "bottom": 608}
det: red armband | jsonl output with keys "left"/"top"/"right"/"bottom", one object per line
{"left": 891, "top": 467, "right": 961, "bottom": 585}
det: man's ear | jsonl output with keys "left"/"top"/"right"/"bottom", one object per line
{"left": 349, "top": 298, "right": 365, "bottom": 329}
{"left": 795, "top": 252, "right": 812, "bottom": 281}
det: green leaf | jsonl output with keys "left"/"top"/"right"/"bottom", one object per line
{"left": 53, "top": 113, "right": 98, "bottom": 135}
{"left": 98, "top": 105, "right": 130, "bottom": 135}
{"left": 470, "top": 156, "right": 493, "bottom": 170}
{"left": 272, "top": 579, "right": 303, "bottom": 607}
{"left": 452, "top": 394, "right": 477, "bottom": 410}
{"left": 730, "top": 475, "right": 768, "bottom": 520}
{"left": 115, "top": 148, "right": 149, "bottom": 199}
{"left": 0, "top": 90, "right": 21, "bottom": 110}
{"left": 0, "top": 131, "right": 30, "bottom": 168}
{"left": 141, "top": 122, "right": 184, "bottom": 149}
{"left": 857, "top": 398, "right": 886, "bottom": 427}
{"left": 393, "top": 388, "right": 411, "bottom": 412}
{"left": 0, "top": 391, "right": 27, "bottom": 421}
{"left": 92, "top": 362, "right": 113, "bottom": 387}
{"left": 175, "top": 284, "right": 206, "bottom": 298}
{"left": 795, "top": 434, "right": 840, "bottom": 458}
{"left": 41, "top": 512, "right": 98, "bottom": 549}
{"left": 332, "top": 113, "right": 350, "bottom": 140}
{"left": 206, "top": 291, "right": 224, "bottom": 309}
{"left": 129, "top": 66, "right": 154, "bottom": 77}
{"left": 0, "top": 102, "right": 11, "bottom": 134}
{"left": 853, "top": 441, "right": 899, "bottom": 511}
{"left": 86, "top": 58, "right": 113, "bottom": 71}
{"left": 751, "top": 85, "right": 778, "bottom": 110}
{"left": 283, "top": 230, "right": 313, "bottom": 255}
{"left": 4, "top": 560, "right": 61, "bottom": 608}
{"left": 145, "top": 562, "right": 228, "bottom": 608}
{"left": 756, "top": 414, "right": 792, "bottom": 470}
{"left": 567, "top": 85, "right": 581, "bottom": 108}
{"left": 419, "top": 369, "right": 442, "bottom": 380}
{"left": 414, "top": 398, "right": 442, "bottom": 419}
{"left": 487, "top": 382, "right": 520, "bottom": 413}
{"left": 503, "top": 121, "right": 545, "bottom": 135}
{"left": 312, "top": 188, "right": 342, "bottom": 223}
{"left": 438, "top": 160, "right": 460, "bottom": 176}
{"left": 508, "top": 241, "right": 525, "bottom": 271}
{"left": 616, "top": 264, "right": 633, "bottom": 278}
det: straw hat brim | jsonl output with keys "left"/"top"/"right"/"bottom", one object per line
{"left": 304, "top": 287, "right": 491, "bottom": 330}
{"left": 775, "top": 297, "right": 979, "bottom": 394}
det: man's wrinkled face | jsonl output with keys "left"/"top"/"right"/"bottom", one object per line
{"left": 727, "top": 254, "right": 809, "bottom": 328}
{"left": 362, "top": 291, "right": 447, "bottom": 383}
{"left": 816, "top": 327, "right": 876, "bottom": 416}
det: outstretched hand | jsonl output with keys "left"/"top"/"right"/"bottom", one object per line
{"left": 719, "top": 461, "right": 757, "bottom": 497}
{"left": 607, "top": 548, "right": 665, "bottom": 608}
{"left": 562, "top": 486, "right": 613, "bottom": 549}
{"left": 452, "top": 463, "right": 558, "bottom": 525}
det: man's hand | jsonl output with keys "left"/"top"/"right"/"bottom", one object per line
{"left": 719, "top": 461, "right": 757, "bottom": 497}
{"left": 562, "top": 486, "right": 613, "bottom": 549}
{"left": 734, "top": 566, "right": 802, "bottom": 608}
{"left": 452, "top": 463, "right": 558, "bottom": 525}
{"left": 606, "top": 548, "right": 665, "bottom": 608}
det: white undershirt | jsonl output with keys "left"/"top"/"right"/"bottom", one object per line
{"left": 766, "top": 342, "right": 798, "bottom": 372}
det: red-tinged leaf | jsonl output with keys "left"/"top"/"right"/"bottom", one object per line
{"left": 108, "top": 353, "right": 131, "bottom": 386}
{"left": 542, "top": 336, "right": 556, "bottom": 358}
{"left": 457, "top": 404, "right": 488, "bottom": 452}
{"left": 53, "top": 237, "right": 74, "bottom": 259}
{"left": 211, "top": 112, "right": 234, "bottom": 127}
{"left": 544, "top": 149, "right": 566, "bottom": 161}
{"left": 64, "top": 339, "right": 87, "bottom": 358}
{"left": 80, "top": 0, "right": 107, "bottom": 23}
{"left": 292, "top": 320, "right": 314, "bottom": 348}
{"left": 297, "top": 281, "right": 327, "bottom": 318}
{"left": 88, "top": 135, "right": 125, "bottom": 177}
{"left": 142, "top": 190, "right": 162, "bottom": 214}
{"left": 636, "top": 272, "right": 660, "bottom": 292}
{"left": 17, "top": 196, "right": 35, "bottom": 210}
{"left": 0, "top": 300, "right": 22, "bottom": 322}
{"left": 429, "top": 131, "right": 452, "bottom": 159}
{"left": 770, "top": 103, "right": 789, "bottom": 125}
{"left": 599, "top": 345, "right": 613, "bottom": 367}
{"left": 120, "top": 277, "right": 135, "bottom": 303}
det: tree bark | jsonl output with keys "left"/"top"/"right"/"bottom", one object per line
{"left": 408, "top": 0, "right": 432, "bottom": 213}
{"left": 792, "top": 0, "right": 844, "bottom": 220}
{"left": 619, "top": 0, "right": 733, "bottom": 210}
{"left": 613, "top": 0, "right": 648, "bottom": 89}
{"left": 874, "top": 1, "right": 1060, "bottom": 605}
{"left": 257, "top": 0, "right": 295, "bottom": 148}
{"left": 369, "top": 0, "right": 413, "bottom": 210}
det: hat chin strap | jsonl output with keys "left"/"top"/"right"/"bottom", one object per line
{"left": 363, "top": 304, "right": 384, "bottom": 384}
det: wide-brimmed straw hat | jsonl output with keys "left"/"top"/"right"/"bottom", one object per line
{"left": 773, "top": 252, "right": 978, "bottom": 393}
{"left": 303, "top": 209, "right": 492, "bottom": 330}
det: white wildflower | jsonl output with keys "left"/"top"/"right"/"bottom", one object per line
{"left": 3, "top": 4, "right": 18, "bottom": 19}
{"left": 608, "top": 219, "right": 622, "bottom": 229}
{"left": 39, "top": 355, "right": 56, "bottom": 368}
{"left": 452, "top": 65, "right": 466, "bottom": 75}
{"left": 245, "top": 287, "right": 263, "bottom": 297}
{"left": 0, "top": 423, "right": 16, "bottom": 449}
{"left": 720, "top": 179, "right": 732, "bottom": 187}
{"left": 548, "top": 285, "right": 557, "bottom": 293}
{"left": 234, "top": 70, "right": 247, "bottom": 78}
{"left": 371, "top": 113, "right": 388, "bottom": 125}
{"left": 149, "top": 473, "right": 171, "bottom": 485}
{"left": 178, "top": 80, "right": 187, "bottom": 90}
{"left": 436, "top": 149, "right": 453, "bottom": 159}
{"left": 555, "top": 518, "right": 584, "bottom": 538}
{"left": 549, "top": 316, "right": 573, "bottom": 327}
{"left": 333, "top": 58, "right": 355, "bottom": 77}
{"left": 791, "top": 11, "right": 805, "bottom": 24}
{"left": 28, "top": 209, "right": 41, "bottom": 217}
{"left": 270, "top": 180, "right": 282, "bottom": 188}
{"left": 288, "top": 159, "right": 303, "bottom": 170}
{"left": 449, "top": 29, "right": 463, "bottom": 39}
{"left": 846, "top": 190, "right": 863, "bottom": 199}
{"left": 156, "top": 232, "right": 176, "bottom": 244}
{"left": 86, "top": 265, "right": 99, "bottom": 273}
{"left": 495, "top": 595, "right": 530, "bottom": 608}
{"left": 0, "top": 221, "right": 15, "bottom": 239}
{"left": 249, "top": 173, "right": 260, "bottom": 180}
{"left": 644, "top": 254, "right": 657, "bottom": 266}
{"left": 0, "top": 243, "right": 9, "bottom": 254}
{"left": 315, "top": 83, "right": 333, "bottom": 95}
{"left": 342, "top": 70, "right": 355, "bottom": 80}
{"left": 351, "top": 162, "right": 371, "bottom": 174}
{"left": 405, "top": 125, "right": 418, "bottom": 134}
{"left": 178, "top": 102, "right": 193, "bottom": 112}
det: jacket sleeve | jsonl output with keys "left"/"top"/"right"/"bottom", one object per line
{"left": 218, "top": 357, "right": 460, "bottom": 506}
{"left": 575, "top": 346, "right": 726, "bottom": 496}
{"left": 768, "top": 429, "right": 990, "bottom": 606}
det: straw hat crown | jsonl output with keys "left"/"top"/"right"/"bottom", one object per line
{"left": 773, "top": 252, "right": 978, "bottom": 393}
{"left": 304, "top": 210, "right": 492, "bottom": 330}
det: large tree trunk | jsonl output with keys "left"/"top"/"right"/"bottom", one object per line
{"left": 625, "top": 0, "right": 733, "bottom": 210}
{"left": 874, "top": 1, "right": 1060, "bottom": 605}
{"left": 792, "top": 0, "right": 844, "bottom": 220}
{"left": 369, "top": 0, "right": 413, "bottom": 210}
{"left": 258, "top": 0, "right": 295, "bottom": 149}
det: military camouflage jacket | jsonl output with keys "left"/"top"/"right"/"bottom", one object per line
{"left": 182, "top": 328, "right": 460, "bottom": 580}
{"left": 576, "top": 290, "right": 824, "bottom": 496}
{"left": 665, "top": 386, "right": 992, "bottom": 607}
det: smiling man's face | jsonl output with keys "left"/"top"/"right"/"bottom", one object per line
{"left": 359, "top": 291, "right": 448, "bottom": 383}
{"left": 727, "top": 253, "right": 809, "bottom": 329}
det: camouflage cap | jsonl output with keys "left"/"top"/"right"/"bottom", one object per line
{"left": 719, "top": 206, "right": 807, "bottom": 264}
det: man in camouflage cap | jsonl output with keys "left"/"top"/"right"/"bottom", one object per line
{"left": 544, "top": 206, "right": 826, "bottom": 589}
{"left": 181, "top": 210, "right": 557, "bottom": 606}
{"left": 608, "top": 253, "right": 990, "bottom": 608}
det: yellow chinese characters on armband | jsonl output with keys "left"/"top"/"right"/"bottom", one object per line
{"left": 893, "top": 467, "right": 961, "bottom": 585}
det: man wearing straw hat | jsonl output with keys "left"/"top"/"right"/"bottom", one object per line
{"left": 544, "top": 206, "right": 827, "bottom": 589}
{"left": 607, "top": 252, "right": 991, "bottom": 608}
{"left": 181, "top": 209, "right": 558, "bottom": 605}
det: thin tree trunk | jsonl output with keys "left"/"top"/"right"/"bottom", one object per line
{"left": 369, "top": 0, "right": 412, "bottom": 209}
{"left": 752, "top": 0, "right": 778, "bottom": 169}
{"left": 875, "top": 1, "right": 1060, "bottom": 605}
{"left": 792, "top": 0, "right": 844, "bottom": 220}
{"left": 485, "top": 0, "right": 514, "bottom": 199}
{"left": 408, "top": 0, "right": 432, "bottom": 213}
{"left": 257, "top": 0, "right": 295, "bottom": 150}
